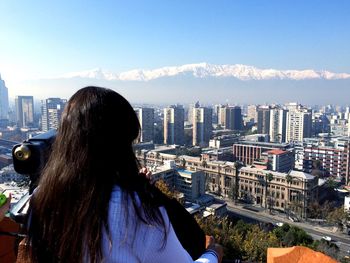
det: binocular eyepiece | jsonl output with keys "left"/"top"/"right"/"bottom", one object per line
{"left": 13, "top": 145, "right": 31, "bottom": 161}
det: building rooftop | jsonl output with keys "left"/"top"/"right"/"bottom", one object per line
{"left": 267, "top": 149, "right": 287, "bottom": 155}
{"left": 241, "top": 166, "right": 315, "bottom": 181}
{"left": 288, "top": 170, "right": 315, "bottom": 180}
{"left": 235, "top": 140, "right": 291, "bottom": 148}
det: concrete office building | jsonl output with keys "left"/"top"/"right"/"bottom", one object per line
{"left": 149, "top": 160, "right": 205, "bottom": 202}
{"left": 41, "top": 98, "right": 67, "bottom": 131}
{"left": 15, "top": 96, "right": 34, "bottom": 128}
{"left": 0, "top": 75, "right": 9, "bottom": 120}
{"left": 193, "top": 107, "right": 212, "bottom": 147}
{"left": 233, "top": 141, "right": 291, "bottom": 165}
{"left": 135, "top": 107, "right": 154, "bottom": 143}
{"left": 164, "top": 105, "right": 185, "bottom": 145}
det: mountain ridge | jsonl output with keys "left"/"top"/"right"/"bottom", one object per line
{"left": 60, "top": 63, "right": 350, "bottom": 81}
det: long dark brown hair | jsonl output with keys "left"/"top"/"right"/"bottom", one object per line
{"left": 27, "top": 86, "right": 165, "bottom": 262}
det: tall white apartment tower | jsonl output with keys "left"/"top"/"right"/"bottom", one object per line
{"left": 286, "top": 107, "right": 312, "bottom": 142}
{"left": 0, "top": 74, "right": 9, "bottom": 119}
{"left": 247, "top": 105, "right": 258, "bottom": 122}
{"left": 193, "top": 107, "right": 213, "bottom": 147}
{"left": 218, "top": 105, "right": 227, "bottom": 127}
{"left": 187, "top": 101, "right": 200, "bottom": 125}
{"left": 41, "top": 98, "right": 67, "bottom": 131}
{"left": 15, "top": 96, "right": 34, "bottom": 128}
{"left": 269, "top": 108, "right": 288, "bottom": 143}
{"left": 164, "top": 105, "right": 184, "bottom": 145}
{"left": 135, "top": 107, "right": 154, "bottom": 142}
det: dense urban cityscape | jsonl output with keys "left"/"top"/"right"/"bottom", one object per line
{"left": 1, "top": 1, "right": 350, "bottom": 262}
{"left": 0, "top": 71, "right": 350, "bottom": 261}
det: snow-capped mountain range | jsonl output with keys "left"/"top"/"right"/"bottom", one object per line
{"left": 61, "top": 63, "right": 350, "bottom": 81}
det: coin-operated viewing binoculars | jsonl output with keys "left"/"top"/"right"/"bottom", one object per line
{"left": 10, "top": 130, "right": 56, "bottom": 222}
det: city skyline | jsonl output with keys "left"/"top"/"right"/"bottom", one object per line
{"left": 0, "top": 1, "right": 349, "bottom": 103}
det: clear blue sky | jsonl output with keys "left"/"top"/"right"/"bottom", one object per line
{"left": 0, "top": 0, "right": 349, "bottom": 95}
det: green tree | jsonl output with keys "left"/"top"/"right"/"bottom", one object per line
{"left": 326, "top": 206, "right": 349, "bottom": 231}
{"left": 311, "top": 240, "right": 340, "bottom": 261}
{"left": 273, "top": 224, "right": 313, "bottom": 247}
{"left": 242, "top": 224, "right": 279, "bottom": 262}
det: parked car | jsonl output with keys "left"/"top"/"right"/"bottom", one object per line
{"left": 288, "top": 216, "right": 299, "bottom": 222}
{"left": 275, "top": 222, "right": 284, "bottom": 227}
{"left": 321, "top": 236, "right": 332, "bottom": 242}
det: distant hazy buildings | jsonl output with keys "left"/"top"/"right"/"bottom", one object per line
{"left": 0, "top": 74, "right": 9, "bottom": 120}
{"left": 41, "top": 98, "right": 67, "bottom": 131}
{"left": 15, "top": 96, "right": 34, "bottom": 128}
{"left": 164, "top": 105, "right": 184, "bottom": 145}
{"left": 135, "top": 107, "right": 154, "bottom": 142}
{"left": 193, "top": 107, "right": 212, "bottom": 146}
{"left": 217, "top": 105, "right": 242, "bottom": 131}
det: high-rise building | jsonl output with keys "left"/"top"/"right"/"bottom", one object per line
{"left": 187, "top": 101, "right": 200, "bottom": 125}
{"left": 0, "top": 74, "right": 9, "bottom": 120}
{"left": 257, "top": 106, "right": 270, "bottom": 134}
{"left": 193, "top": 107, "right": 212, "bottom": 146}
{"left": 164, "top": 105, "right": 184, "bottom": 145}
{"left": 218, "top": 105, "right": 227, "bottom": 127}
{"left": 225, "top": 106, "right": 243, "bottom": 131}
{"left": 213, "top": 104, "right": 222, "bottom": 124}
{"left": 247, "top": 105, "right": 258, "bottom": 122}
{"left": 286, "top": 107, "right": 312, "bottom": 142}
{"left": 269, "top": 108, "right": 288, "bottom": 143}
{"left": 135, "top": 107, "right": 154, "bottom": 143}
{"left": 41, "top": 98, "right": 67, "bottom": 131}
{"left": 15, "top": 96, "right": 34, "bottom": 128}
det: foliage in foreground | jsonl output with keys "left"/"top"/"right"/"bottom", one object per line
{"left": 197, "top": 216, "right": 340, "bottom": 262}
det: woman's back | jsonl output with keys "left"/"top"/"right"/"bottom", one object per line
{"left": 102, "top": 186, "right": 217, "bottom": 263}
{"left": 102, "top": 185, "right": 194, "bottom": 263}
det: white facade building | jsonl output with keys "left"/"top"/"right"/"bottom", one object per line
{"left": 286, "top": 108, "right": 312, "bottom": 142}
{"left": 41, "top": 98, "right": 67, "bottom": 131}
